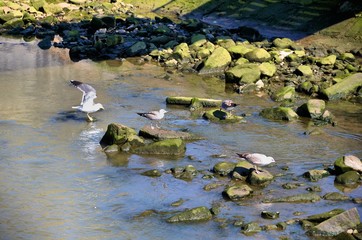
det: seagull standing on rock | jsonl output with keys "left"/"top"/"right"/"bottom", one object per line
{"left": 69, "top": 80, "right": 104, "bottom": 122}
{"left": 220, "top": 100, "right": 239, "bottom": 114}
{"left": 237, "top": 152, "right": 275, "bottom": 174}
{"left": 137, "top": 109, "right": 168, "bottom": 129}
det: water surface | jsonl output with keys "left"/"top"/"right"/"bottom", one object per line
{"left": 0, "top": 37, "right": 361, "bottom": 240}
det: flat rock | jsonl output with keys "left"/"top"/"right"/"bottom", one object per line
{"left": 166, "top": 206, "right": 212, "bottom": 223}
{"left": 139, "top": 126, "right": 203, "bottom": 141}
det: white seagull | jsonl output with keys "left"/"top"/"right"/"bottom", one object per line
{"left": 220, "top": 100, "right": 239, "bottom": 114}
{"left": 70, "top": 80, "right": 104, "bottom": 122}
{"left": 137, "top": 109, "right": 168, "bottom": 129}
{"left": 237, "top": 152, "right": 275, "bottom": 174}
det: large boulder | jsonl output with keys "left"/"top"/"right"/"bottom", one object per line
{"left": 258, "top": 62, "right": 277, "bottom": 77}
{"left": 172, "top": 42, "right": 191, "bottom": 63}
{"left": 320, "top": 73, "right": 362, "bottom": 100}
{"left": 199, "top": 46, "right": 231, "bottom": 74}
{"left": 99, "top": 123, "right": 142, "bottom": 148}
{"left": 213, "top": 162, "right": 236, "bottom": 176}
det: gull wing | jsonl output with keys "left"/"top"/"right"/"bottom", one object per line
{"left": 70, "top": 80, "right": 97, "bottom": 105}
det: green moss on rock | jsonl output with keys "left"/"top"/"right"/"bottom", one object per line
{"left": 166, "top": 206, "right": 212, "bottom": 223}
{"left": 132, "top": 138, "right": 186, "bottom": 156}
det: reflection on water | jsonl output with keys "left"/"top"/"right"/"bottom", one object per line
{"left": 0, "top": 37, "right": 361, "bottom": 240}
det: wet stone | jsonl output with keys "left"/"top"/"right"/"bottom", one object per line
{"left": 261, "top": 211, "right": 280, "bottom": 219}
{"left": 213, "top": 162, "right": 236, "bottom": 176}
{"left": 241, "top": 222, "right": 262, "bottom": 235}
{"left": 166, "top": 206, "right": 213, "bottom": 223}
{"left": 141, "top": 169, "right": 162, "bottom": 177}
{"left": 322, "top": 192, "right": 350, "bottom": 201}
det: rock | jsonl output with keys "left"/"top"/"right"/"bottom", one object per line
{"left": 227, "top": 44, "right": 255, "bottom": 58}
{"left": 139, "top": 126, "right": 202, "bottom": 141}
{"left": 317, "top": 55, "right": 337, "bottom": 65}
{"left": 335, "top": 171, "right": 360, "bottom": 185}
{"left": 244, "top": 48, "right": 271, "bottom": 62}
{"left": 261, "top": 211, "right": 280, "bottom": 219}
{"left": 296, "top": 99, "right": 326, "bottom": 119}
{"left": 307, "top": 208, "right": 360, "bottom": 237}
{"left": 99, "top": 123, "right": 142, "bottom": 148}
{"left": 241, "top": 222, "right": 262, "bottom": 235}
{"left": 216, "top": 37, "right": 235, "bottom": 49}
{"left": 305, "top": 209, "right": 345, "bottom": 223}
{"left": 223, "top": 184, "right": 253, "bottom": 201}
{"left": 323, "top": 192, "right": 350, "bottom": 201}
{"left": 141, "top": 169, "right": 162, "bottom": 177}
{"left": 272, "top": 37, "right": 294, "bottom": 49}
{"left": 172, "top": 42, "right": 191, "bottom": 63}
{"left": 203, "top": 109, "right": 245, "bottom": 123}
{"left": 334, "top": 155, "right": 362, "bottom": 174}
{"left": 271, "top": 86, "right": 296, "bottom": 102}
{"left": 199, "top": 46, "right": 231, "bottom": 74}
{"left": 166, "top": 96, "right": 221, "bottom": 107}
{"left": 258, "top": 62, "right": 277, "bottom": 77}
{"left": 225, "top": 63, "right": 261, "bottom": 84}
{"left": 203, "top": 182, "right": 224, "bottom": 191}
{"left": 260, "top": 107, "right": 299, "bottom": 121}
{"left": 264, "top": 193, "right": 321, "bottom": 203}
{"left": 171, "top": 165, "right": 198, "bottom": 181}
{"left": 37, "top": 37, "right": 52, "bottom": 50}
{"left": 303, "top": 169, "right": 330, "bottom": 182}
{"left": 126, "top": 41, "right": 147, "bottom": 57}
{"left": 132, "top": 138, "right": 186, "bottom": 156}
{"left": 247, "top": 170, "right": 274, "bottom": 186}
{"left": 233, "top": 160, "right": 254, "bottom": 177}
{"left": 213, "top": 162, "right": 236, "bottom": 176}
{"left": 166, "top": 206, "right": 213, "bottom": 223}
{"left": 296, "top": 65, "right": 313, "bottom": 77}
{"left": 321, "top": 73, "right": 362, "bottom": 100}
{"left": 339, "top": 52, "right": 355, "bottom": 61}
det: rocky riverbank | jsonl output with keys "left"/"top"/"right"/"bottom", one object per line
{"left": 1, "top": 0, "right": 361, "bottom": 104}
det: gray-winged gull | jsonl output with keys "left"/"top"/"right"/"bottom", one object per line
{"left": 70, "top": 80, "right": 104, "bottom": 122}
{"left": 137, "top": 109, "right": 168, "bottom": 129}
{"left": 236, "top": 153, "right": 275, "bottom": 174}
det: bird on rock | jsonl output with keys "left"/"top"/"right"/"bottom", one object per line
{"left": 220, "top": 100, "right": 239, "bottom": 114}
{"left": 69, "top": 80, "right": 104, "bottom": 122}
{"left": 137, "top": 109, "right": 168, "bottom": 129}
{"left": 236, "top": 152, "right": 275, "bottom": 174}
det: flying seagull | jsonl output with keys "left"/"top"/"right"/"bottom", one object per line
{"left": 69, "top": 80, "right": 104, "bottom": 122}
{"left": 236, "top": 152, "right": 275, "bottom": 174}
{"left": 220, "top": 100, "right": 239, "bottom": 114}
{"left": 137, "top": 109, "right": 168, "bottom": 129}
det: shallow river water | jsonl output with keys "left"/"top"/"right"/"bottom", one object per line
{"left": 0, "top": 37, "right": 361, "bottom": 240}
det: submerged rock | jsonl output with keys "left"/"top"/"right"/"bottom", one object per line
{"left": 305, "top": 209, "right": 345, "bottom": 223}
{"left": 166, "top": 206, "right": 213, "bottom": 223}
{"left": 335, "top": 171, "right": 360, "bottom": 185}
{"left": 261, "top": 211, "right": 280, "bottom": 219}
{"left": 303, "top": 169, "right": 330, "bottom": 182}
{"left": 264, "top": 193, "right": 321, "bottom": 203}
{"left": 166, "top": 96, "right": 222, "bottom": 107}
{"left": 99, "top": 123, "right": 143, "bottom": 149}
{"left": 213, "top": 162, "right": 236, "bottom": 176}
{"left": 271, "top": 86, "right": 296, "bottom": 102}
{"left": 323, "top": 192, "right": 350, "bottom": 201}
{"left": 241, "top": 222, "right": 262, "bottom": 235}
{"left": 247, "top": 170, "right": 274, "bottom": 186}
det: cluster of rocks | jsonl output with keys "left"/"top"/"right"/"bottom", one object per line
{"left": 1, "top": 0, "right": 361, "bottom": 102}
{"left": 136, "top": 153, "right": 361, "bottom": 237}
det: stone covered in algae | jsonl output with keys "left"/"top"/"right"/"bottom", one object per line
{"left": 264, "top": 192, "right": 321, "bottom": 203}
{"left": 260, "top": 107, "right": 299, "bottom": 121}
{"left": 99, "top": 123, "right": 143, "bottom": 148}
{"left": 132, "top": 138, "right": 186, "bottom": 156}
{"left": 166, "top": 96, "right": 222, "bottom": 107}
{"left": 203, "top": 109, "right": 245, "bottom": 123}
{"left": 166, "top": 206, "right": 213, "bottom": 223}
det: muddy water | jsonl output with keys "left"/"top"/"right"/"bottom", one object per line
{"left": 0, "top": 37, "right": 361, "bottom": 240}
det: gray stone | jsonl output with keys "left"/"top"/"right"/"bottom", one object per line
{"left": 166, "top": 206, "right": 212, "bottom": 223}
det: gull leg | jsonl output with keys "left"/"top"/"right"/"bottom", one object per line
{"left": 150, "top": 123, "right": 155, "bottom": 130}
{"left": 156, "top": 121, "right": 160, "bottom": 129}
{"left": 87, "top": 113, "right": 94, "bottom": 122}
{"left": 254, "top": 165, "right": 261, "bottom": 174}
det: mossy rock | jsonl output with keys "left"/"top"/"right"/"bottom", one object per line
{"left": 316, "top": 55, "right": 337, "bottom": 65}
{"left": 213, "top": 162, "right": 236, "bottom": 176}
{"left": 172, "top": 42, "right": 191, "bottom": 62}
{"left": 139, "top": 126, "right": 203, "bottom": 141}
{"left": 99, "top": 123, "right": 139, "bottom": 148}
{"left": 260, "top": 107, "right": 299, "bottom": 121}
{"left": 296, "top": 65, "right": 313, "bottom": 77}
{"left": 233, "top": 160, "right": 254, "bottom": 176}
{"left": 247, "top": 170, "right": 274, "bottom": 186}
{"left": 166, "top": 206, "right": 212, "bottom": 223}
{"left": 323, "top": 192, "right": 350, "bottom": 201}
{"left": 258, "top": 62, "right": 277, "bottom": 77}
{"left": 225, "top": 63, "right": 261, "bottom": 84}
{"left": 203, "top": 109, "right": 245, "bottom": 123}
{"left": 334, "top": 155, "right": 362, "bottom": 174}
{"left": 296, "top": 99, "right": 326, "bottom": 119}
{"left": 264, "top": 193, "right": 321, "bottom": 203}
{"left": 241, "top": 222, "right": 262, "bottom": 235}
{"left": 227, "top": 44, "right": 255, "bottom": 58}
{"left": 320, "top": 73, "right": 362, "bottom": 100}
{"left": 244, "top": 48, "right": 271, "bottom": 62}
{"left": 272, "top": 37, "right": 294, "bottom": 49}
{"left": 335, "top": 171, "right": 360, "bottom": 185}
{"left": 271, "top": 86, "right": 296, "bottom": 102}
{"left": 141, "top": 169, "right": 162, "bottom": 177}
{"left": 223, "top": 184, "right": 253, "bottom": 201}
{"left": 166, "top": 96, "right": 222, "bottom": 107}
{"left": 132, "top": 138, "right": 186, "bottom": 156}
{"left": 303, "top": 169, "right": 330, "bottom": 182}
{"left": 199, "top": 46, "right": 231, "bottom": 74}
{"left": 305, "top": 209, "right": 346, "bottom": 223}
